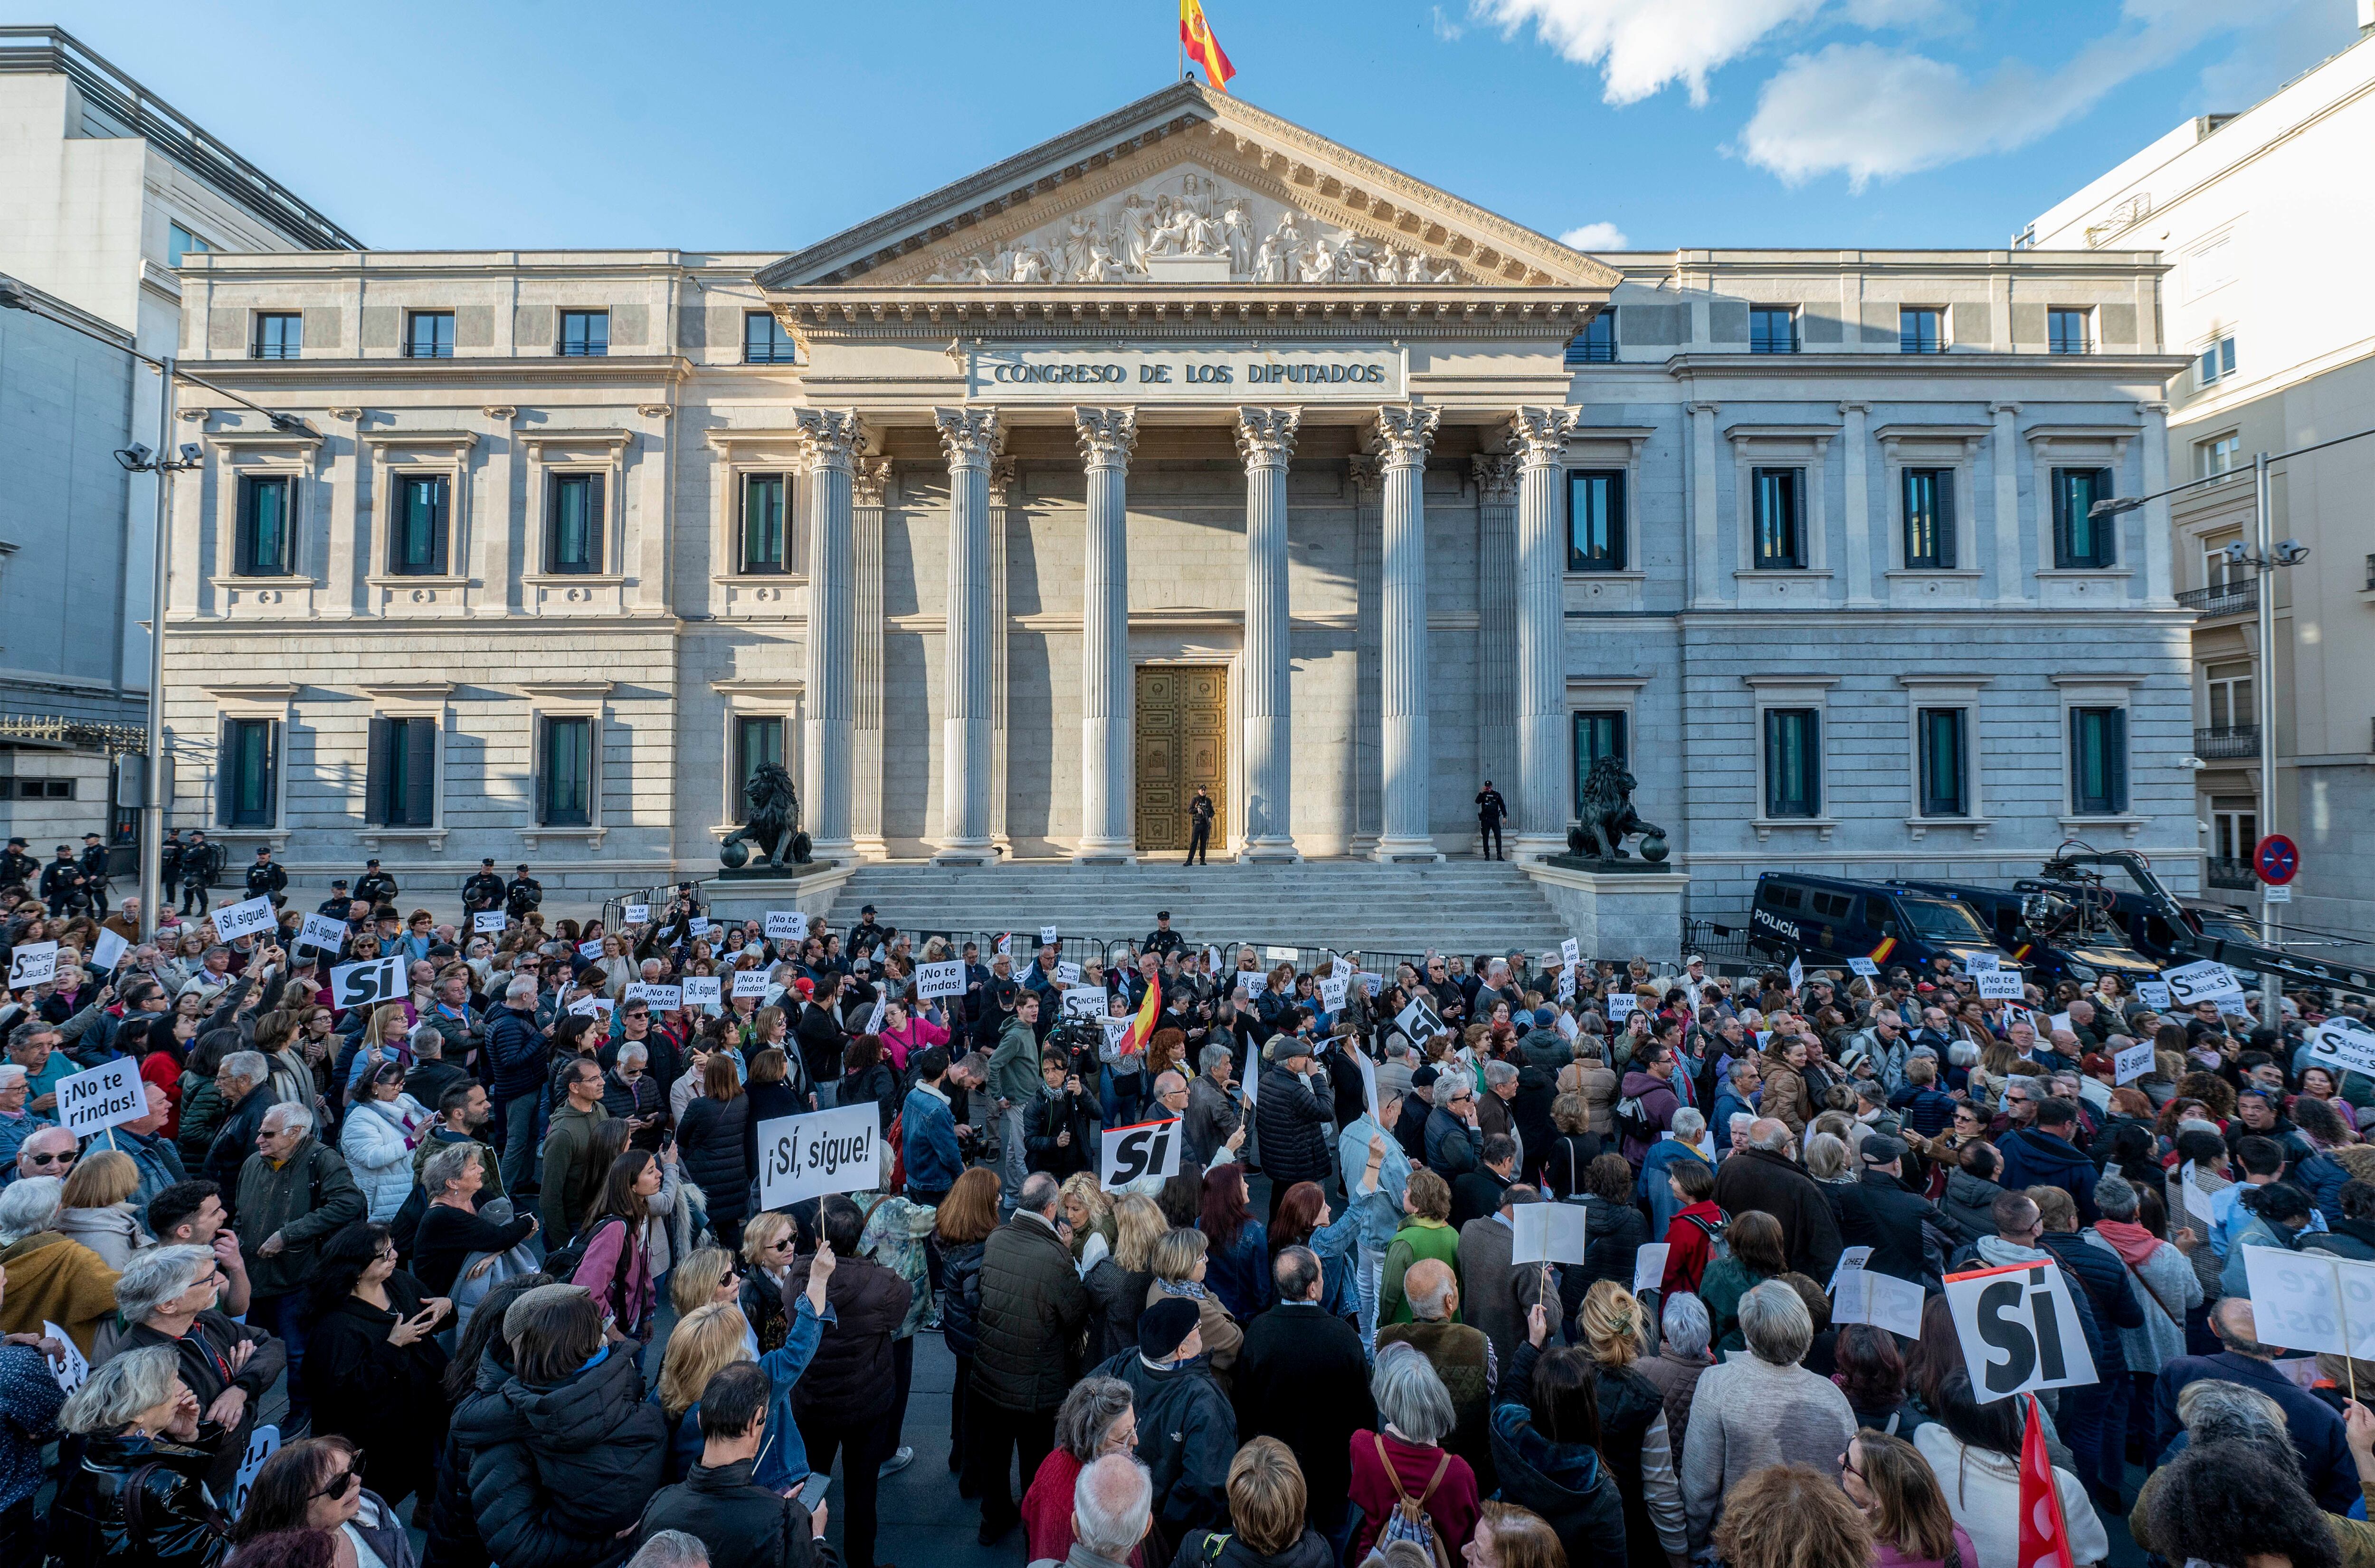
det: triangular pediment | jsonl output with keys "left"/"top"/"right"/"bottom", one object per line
{"left": 757, "top": 82, "right": 1617, "bottom": 293}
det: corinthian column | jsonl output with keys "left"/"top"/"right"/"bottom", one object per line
{"left": 1373, "top": 404, "right": 1444, "bottom": 862}
{"left": 1508, "top": 406, "right": 1577, "bottom": 860}
{"left": 1075, "top": 407, "right": 1138, "bottom": 862}
{"left": 932, "top": 407, "right": 1000, "bottom": 863}
{"left": 794, "top": 408, "right": 862, "bottom": 862}
{"left": 1236, "top": 406, "right": 1301, "bottom": 862}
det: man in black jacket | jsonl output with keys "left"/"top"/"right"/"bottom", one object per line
{"left": 2033, "top": 1181, "right": 2143, "bottom": 1511}
{"left": 461, "top": 857, "right": 506, "bottom": 919}
{"left": 637, "top": 1361, "right": 833, "bottom": 1568}
{"left": 1143, "top": 910, "right": 1186, "bottom": 957}
{"left": 1234, "top": 1245, "right": 1373, "bottom": 1535}
{"left": 77, "top": 832, "right": 110, "bottom": 916}
{"left": 1254, "top": 1037, "right": 1333, "bottom": 1223}
{"left": 1475, "top": 780, "right": 1508, "bottom": 860}
{"left": 38, "top": 845, "right": 83, "bottom": 916}
{"left": 1823, "top": 1134, "right": 1962, "bottom": 1286}
{"left": 0, "top": 837, "right": 38, "bottom": 893}
{"left": 353, "top": 857, "right": 399, "bottom": 909}
{"left": 971, "top": 1171, "right": 1092, "bottom": 1546}
{"left": 245, "top": 846, "right": 288, "bottom": 907}
{"left": 795, "top": 974, "right": 848, "bottom": 1092}
{"left": 504, "top": 863, "right": 542, "bottom": 921}
{"left": 1024, "top": 1052, "right": 1096, "bottom": 1179}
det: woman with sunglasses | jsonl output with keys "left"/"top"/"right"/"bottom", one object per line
{"left": 298, "top": 1221, "right": 451, "bottom": 1511}
{"left": 228, "top": 1435, "right": 411, "bottom": 1568}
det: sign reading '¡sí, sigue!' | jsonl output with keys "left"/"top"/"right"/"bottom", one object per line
{"left": 967, "top": 344, "right": 1406, "bottom": 401}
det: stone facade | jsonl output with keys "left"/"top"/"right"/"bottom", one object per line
{"left": 163, "top": 82, "right": 2201, "bottom": 918}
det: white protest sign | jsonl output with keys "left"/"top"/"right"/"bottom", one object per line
{"left": 1062, "top": 986, "right": 1110, "bottom": 1019}
{"left": 1943, "top": 1258, "right": 2099, "bottom": 1403}
{"left": 732, "top": 968, "right": 773, "bottom": 1000}
{"left": 1633, "top": 1242, "right": 1672, "bottom": 1295}
{"left": 915, "top": 961, "right": 965, "bottom": 1001}
{"left": 1827, "top": 1246, "right": 1874, "bottom": 1294}
{"left": 624, "top": 983, "right": 683, "bottom": 1011}
{"left": 55, "top": 1057, "right": 145, "bottom": 1141}
{"left": 2113, "top": 1039, "right": 2156, "bottom": 1086}
{"left": 566, "top": 994, "right": 613, "bottom": 1018}
{"left": 89, "top": 927, "right": 129, "bottom": 974}
{"left": 1832, "top": 1265, "right": 1927, "bottom": 1339}
{"left": 864, "top": 992, "right": 889, "bottom": 1036}
{"left": 1100, "top": 1117, "right": 1183, "bottom": 1189}
{"left": 329, "top": 956, "right": 407, "bottom": 1012}
{"left": 2048, "top": 1011, "right": 2072, "bottom": 1037}
{"left": 1555, "top": 1009, "right": 1578, "bottom": 1042}
{"left": 1962, "top": 952, "right": 2001, "bottom": 973}
{"left": 681, "top": 976, "right": 722, "bottom": 1009}
{"left": 471, "top": 910, "right": 508, "bottom": 935}
{"left": 2242, "top": 1247, "right": 2375, "bottom": 1360}
{"left": 1359, "top": 972, "right": 1384, "bottom": 998}
{"left": 1557, "top": 967, "right": 1576, "bottom": 1003}
{"left": 1099, "top": 1016, "right": 1135, "bottom": 1062}
{"left": 1264, "top": 945, "right": 1297, "bottom": 963}
{"left": 1786, "top": 956, "right": 1804, "bottom": 991}
{"left": 231, "top": 1424, "right": 280, "bottom": 1518}
{"left": 1318, "top": 973, "right": 1349, "bottom": 1013}
{"left": 2164, "top": 959, "right": 2245, "bottom": 1006}
{"left": 211, "top": 896, "right": 276, "bottom": 941}
{"left": 687, "top": 916, "right": 712, "bottom": 937}
{"left": 757, "top": 1103, "right": 881, "bottom": 1209}
{"left": 2181, "top": 1170, "right": 2216, "bottom": 1232}
{"left": 1605, "top": 993, "right": 1638, "bottom": 1023}
{"left": 1846, "top": 956, "right": 1880, "bottom": 978}
{"left": 1040, "top": 925, "right": 1060, "bottom": 947}
{"left": 578, "top": 940, "right": 604, "bottom": 961}
{"left": 1237, "top": 971, "right": 1269, "bottom": 997}
{"left": 2306, "top": 1018, "right": 2375, "bottom": 1082}
{"left": 1353, "top": 1047, "right": 1380, "bottom": 1119}
{"left": 1511, "top": 1202, "right": 1590, "bottom": 1266}
{"left": 2134, "top": 980, "right": 2171, "bottom": 1010}
{"left": 1975, "top": 970, "right": 2024, "bottom": 1001}
{"left": 1394, "top": 995, "right": 1439, "bottom": 1040}
{"left": 41, "top": 1320, "right": 87, "bottom": 1394}
{"left": 1054, "top": 961, "right": 1082, "bottom": 986}
{"left": 1561, "top": 938, "right": 1581, "bottom": 968}
{"left": 8, "top": 941, "right": 58, "bottom": 988}
{"left": 622, "top": 903, "right": 650, "bottom": 924}
{"left": 764, "top": 910, "right": 810, "bottom": 943}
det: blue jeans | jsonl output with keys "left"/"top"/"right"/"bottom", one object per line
{"left": 259, "top": 1291, "right": 311, "bottom": 1423}
{"left": 497, "top": 1094, "right": 539, "bottom": 1193}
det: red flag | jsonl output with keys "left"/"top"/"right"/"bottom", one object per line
{"left": 1180, "top": 0, "right": 1235, "bottom": 93}
{"left": 2018, "top": 1394, "right": 2076, "bottom": 1568}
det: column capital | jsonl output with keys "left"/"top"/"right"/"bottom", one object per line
{"left": 933, "top": 406, "right": 1002, "bottom": 470}
{"left": 1235, "top": 406, "right": 1301, "bottom": 470}
{"left": 794, "top": 408, "right": 865, "bottom": 471}
{"left": 988, "top": 456, "right": 1020, "bottom": 493}
{"left": 1505, "top": 405, "right": 1578, "bottom": 469}
{"left": 1989, "top": 400, "right": 2024, "bottom": 418}
{"left": 1371, "top": 404, "right": 1442, "bottom": 470}
{"left": 1471, "top": 453, "right": 1521, "bottom": 503}
{"left": 1835, "top": 400, "right": 1873, "bottom": 417}
{"left": 1686, "top": 400, "right": 1721, "bottom": 418}
{"left": 852, "top": 456, "right": 894, "bottom": 509}
{"left": 1347, "top": 453, "right": 1384, "bottom": 498}
{"left": 2135, "top": 399, "right": 2171, "bottom": 417}
{"left": 1074, "top": 406, "right": 1139, "bottom": 471}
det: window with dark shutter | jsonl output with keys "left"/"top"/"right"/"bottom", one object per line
{"left": 2071, "top": 707, "right": 2129, "bottom": 815}
{"left": 1764, "top": 708, "right": 1820, "bottom": 818}
{"left": 548, "top": 473, "right": 604, "bottom": 574}
{"left": 741, "top": 474, "right": 788, "bottom": 573}
{"left": 540, "top": 717, "right": 593, "bottom": 826}
{"left": 1918, "top": 708, "right": 1968, "bottom": 817}
{"left": 391, "top": 475, "right": 449, "bottom": 576}
{"left": 221, "top": 719, "right": 277, "bottom": 827}
{"left": 2052, "top": 467, "right": 2116, "bottom": 568}
{"left": 1902, "top": 468, "right": 1956, "bottom": 569}
{"left": 1571, "top": 711, "right": 1626, "bottom": 815}
{"left": 1753, "top": 468, "right": 1804, "bottom": 568}
{"left": 1567, "top": 470, "right": 1625, "bottom": 571}
{"left": 366, "top": 716, "right": 438, "bottom": 827}
{"left": 235, "top": 475, "right": 294, "bottom": 576}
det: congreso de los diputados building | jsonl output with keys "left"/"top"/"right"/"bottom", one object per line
{"left": 161, "top": 81, "right": 2201, "bottom": 926}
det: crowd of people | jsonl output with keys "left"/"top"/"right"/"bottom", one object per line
{"left": 0, "top": 864, "right": 2366, "bottom": 1568}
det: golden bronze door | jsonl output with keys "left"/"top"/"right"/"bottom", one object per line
{"left": 1135, "top": 664, "right": 1227, "bottom": 852}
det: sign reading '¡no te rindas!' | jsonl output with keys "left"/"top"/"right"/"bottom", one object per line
{"left": 967, "top": 344, "right": 1406, "bottom": 401}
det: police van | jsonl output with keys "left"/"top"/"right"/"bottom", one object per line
{"left": 1747, "top": 872, "right": 2004, "bottom": 974}
{"left": 1889, "top": 878, "right": 2161, "bottom": 988}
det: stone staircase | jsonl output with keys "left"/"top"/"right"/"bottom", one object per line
{"left": 818, "top": 858, "right": 1576, "bottom": 963}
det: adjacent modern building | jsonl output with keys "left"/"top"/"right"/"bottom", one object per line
{"left": 162, "top": 81, "right": 2201, "bottom": 922}
{"left": 0, "top": 25, "right": 357, "bottom": 846}
{"left": 2026, "top": 13, "right": 2375, "bottom": 934}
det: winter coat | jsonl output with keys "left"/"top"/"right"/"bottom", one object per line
{"left": 1425, "top": 1105, "right": 1483, "bottom": 1176}
{"left": 837, "top": 1060, "right": 901, "bottom": 1135}
{"left": 937, "top": 1238, "right": 988, "bottom": 1358}
{"left": 1254, "top": 1067, "right": 1332, "bottom": 1187}
{"left": 785, "top": 1251, "right": 910, "bottom": 1424}
{"left": 1616, "top": 1069, "right": 1679, "bottom": 1165}
{"left": 303, "top": 1270, "right": 452, "bottom": 1506}
{"left": 1710, "top": 1146, "right": 1843, "bottom": 1280}
{"left": 342, "top": 1093, "right": 431, "bottom": 1224}
{"left": 1184, "top": 1075, "right": 1241, "bottom": 1165}
{"left": 1168, "top": 1528, "right": 1333, "bottom": 1568}
{"left": 425, "top": 1343, "right": 513, "bottom": 1568}
{"left": 1939, "top": 1167, "right": 2005, "bottom": 1240}
{"left": 54, "top": 1205, "right": 150, "bottom": 1270}
{"left": 972, "top": 1211, "right": 1092, "bottom": 1413}
{"left": 202, "top": 1082, "right": 275, "bottom": 1195}
{"left": 1994, "top": 1127, "right": 2100, "bottom": 1224}
{"left": 635, "top": 1456, "right": 833, "bottom": 1568}
{"left": 1825, "top": 1168, "right": 1959, "bottom": 1285}
{"left": 2083, "top": 1225, "right": 2200, "bottom": 1375}
{"left": 1559, "top": 1059, "right": 1620, "bottom": 1137}
{"left": 1491, "top": 1347, "right": 1630, "bottom": 1568}
{"left": 1636, "top": 1347, "right": 1713, "bottom": 1460}
{"left": 45, "top": 1425, "right": 232, "bottom": 1568}
{"left": 485, "top": 1003, "right": 551, "bottom": 1104}
{"left": 1025, "top": 1086, "right": 1097, "bottom": 1178}
{"left": 1590, "top": 1356, "right": 1686, "bottom": 1568}
{"left": 231, "top": 1136, "right": 367, "bottom": 1298}
{"left": 899, "top": 1083, "right": 963, "bottom": 1194}
{"left": 1092, "top": 1347, "right": 1237, "bottom": 1539}
{"left": 1757, "top": 1053, "right": 1814, "bottom": 1135}
{"left": 1085, "top": 1260, "right": 1150, "bottom": 1362}
{"left": 1233, "top": 1303, "right": 1373, "bottom": 1529}
{"left": 676, "top": 1091, "right": 752, "bottom": 1235}
{"left": 452, "top": 1344, "right": 670, "bottom": 1568}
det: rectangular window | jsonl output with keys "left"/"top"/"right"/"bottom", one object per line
{"left": 2070, "top": 707, "right": 2129, "bottom": 816}
{"left": 251, "top": 313, "right": 303, "bottom": 360}
{"left": 1901, "top": 467, "right": 1956, "bottom": 569}
{"left": 2048, "top": 308, "right": 2093, "bottom": 355}
{"left": 166, "top": 223, "right": 209, "bottom": 267}
{"left": 1567, "top": 470, "right": 1626, "bottom": 572}
{"left": 1764, "top": 708, "right": 1821, "bottom": 818}
{"left": 1917, "top": 708, "right": 1968, "bottom": 818}
{"left": 1565, "top": 311, "right": 1616, "bottom": 365}
{"left": 538, "top": 717, "right": 594, "bottom": 826}
{"left": 2197, "top": 434, "right": 2241, "bottom": 478}
{"left": 234, "top": 474, "right": 294, "bottom": 576}
{"left": 390, "top": 475, "right": 449, "bottom": 576}
{"left": 735, "top": 716, "right": 786, "bottom": 803}
{"left": 2052, "top": 466, "right": 2117, "bottom": 568}
{"left": 558, "top": 310, "right": 609, "bottom": 358}
{"left": 741, "top": 473, "right": 788, "bottom": 574}
{"left": 2205, "top": 661, "right": 2253, "bottom": 731}
{"left": 743, "top": 312, "right": 797, "bottom": 365}
{"left": 1749, "top": 306, "right": 1797, "bottom": 355}
{"left": 546, "top": 473, "right": 604, "bottom": 574}
{"left": 365, "top": 715, "right": 437, "bottom": 827}
{"left": 220, "top": 718, "right": 277, "bottom": 828}
{"left": 1572, "top": 710, "right": 1628, "bottom": 816}
{"left": 2211, "top": 798, "right": 2259, "bottom": 862}
{"left": 1899, "top": 307, "right": 1944, "bottom": 354}
{"left": 405, "top": 311, "right": 455, "bottom": 359}
{"left": 2197, "top": 335, "right": 2237, "bottom": 387}
{"left": 1752, "top": 467, "right": 1804, "bottom": 568}
{"left": 15, "top": 780, "right": 73, "bottom": 800}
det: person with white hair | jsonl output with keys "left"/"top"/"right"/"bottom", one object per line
{"left": 1638, "top": 1104, "right": 1711, "bottom": 1237}
{"left": 625, "top": 1531, "right": 711, "bottom": 1568}
{"left": 1068, "top": 1451, "right": 1155, "bottom": 1568}
{"left": 111, "top": 1241, "right": 284, "bottom": 1493}
{"left": 0, "top": 1174, "right": 118, "bottom": 1355}
{"left": 1677, "top": 1280, "right": 1856, "bottom": 1552}
{"left": 485, "top": 971, "right": 553, "bottom": 1193}
{"left": 0, "top": 1062, "right": 53, "bottom": 1169}
{"left": 1348, "top": 1341, "right": 1483, "bottom": 1561}
{"left": 232, "top": 1099, "right": 364, "bottom": 1426}
{"left": 1637, "top": 1290, "right": 1714, "bottom": 1456}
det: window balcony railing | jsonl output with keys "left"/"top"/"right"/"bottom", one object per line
{"left": 2176, "top": 581, "right": 2257, "bottom": 616}
{"left": 2206, "top": 858, "right": 2259, "bottom": 891}
{"left": 2194, "top": 725, "right": 2260, "bottom": 759}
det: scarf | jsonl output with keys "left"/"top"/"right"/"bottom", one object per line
{"left": 1158, "top": 1277, "right": 1209, "bottom": 1303}
{"left": 2092, "top": 1218, "right": 2162, "bottom": 1271}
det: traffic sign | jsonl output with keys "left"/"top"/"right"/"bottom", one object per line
{"left": 2255, "top": 833, "right": 2299, "bottom": 886}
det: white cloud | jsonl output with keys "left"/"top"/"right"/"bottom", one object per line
{"left": 1474, "top": 0, "right": 1822, "bottom": 105}
{"left": 2196, "top": 0, "right": 2349, "bottom": 108}
{"left": 1559, "top": 221, "right": 1632, "bottom": 249}
{"left": 1431, "top": 5, "right": 1467, "bottom": 41}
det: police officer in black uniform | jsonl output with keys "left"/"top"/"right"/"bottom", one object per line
{"left": 157, "top": 830, "right": 185, "bottom": 911}
{"left": 0, "top": 837, "right": 39, "bottom": 894}
{"left": 504, "top": 863, "right": 542, "bottom": 922}
{"left": 1143, "top": 910, "right": 1186, "bottom": 958}
{"left": 847, "top": 903, "right": 887, "bottom": 959}
{"left": 1475, "top": 779, "right": 1509, "bottom": 861}
{"left": 180, "top": 830, "right": 217, "bottom": 915}
{"left": 354, "top": 858, "right": 399, "bottom": 909}
{"left": 1186, "top": 785, "right": 1215, "bottom": 866}
{"left": 39, "top": 846, "right": 85, "bottom": 916}
{"left": 318, "top": 878, "right": 358, "bottom": 925}
{"left": 78, "top": 832, "right": 112, "bottom": 917}
{"left": 246, "top": 846, "right": 289, "bottom": 907}
{"left": 461, "top": 857, "right": 506, "bottom": 919}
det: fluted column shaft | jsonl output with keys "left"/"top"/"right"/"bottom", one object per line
{"left": 1510, "top": 406, "right": 1577, "bottom": 858}
{"left": 795, "top": 409, "right": 861, "bottom": 860}
{"left": 933, "top": 408, "right": 999, "bottom": 862}
{"left": 850, "top": 458, "right": 890, "bottom": 858}
{"left": 1076, "top": 408, "right": 1138, "bottom": 861}
{"left": 1374, "top": 404, "right": 1444, "bottom": 862}
{"left": 1236, "top": 406, "right": 1301, "bottom": 861}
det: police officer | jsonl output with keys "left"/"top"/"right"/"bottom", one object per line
{"left": 0, "top": 837, "right": 39, "bottom": 893}
{"left": 1186, "top": 784, "right": 1215, "bottom": 866}
{"left": 39, "top": 845, "right": 85, "bottom": 916}
{"left": 246, "top": 846, "right": 289, "bottom": 907}
{"left": 504, "top": 862, "right": 542, "bottom": 921}
{"left": 847, "top": 903, "right": 887, "bottom": 960}
{"left": 157, "top": 829, "right": 185, "bottom": 912}
{"left": 461, "top": 857, "right": 506, "bottom": 918}
{"left": 1475, "top": 779, "right": 1509, "bottom": 861}
{"left": 1143, "top": 910, "right": 1186, "bottom": 958}
{"left": 318, "top": 878, "right": 358, "bottom": 926}
{"left": 179, "top": 829, "right": 215, "bottom": 915}
{"left": 78, "top": 832, "right": 111, "bottom": 917}
{"left": 354, "top": 857, "right": 399, "bottom": 909}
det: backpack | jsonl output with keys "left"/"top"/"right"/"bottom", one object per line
{"left": 541, "top": 1215, "right": 632, "bottom": 1326}
{"left": 1373, "top": 1433, "right": 1455, "bottom": 1568}
{"left": 1614, "top": 1091, "right": 1658, "bottom": 1149}
{"left": 1682, "top": 1208, "right": 1731, "bottom": 1265}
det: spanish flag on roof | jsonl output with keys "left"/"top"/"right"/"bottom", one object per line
{"left": 1181, "top": 0, "right": 1235, "bottom": 93}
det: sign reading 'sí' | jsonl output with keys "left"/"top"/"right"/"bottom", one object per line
{"left": 968, "top": 344, "right": 1406, "bottom": 401}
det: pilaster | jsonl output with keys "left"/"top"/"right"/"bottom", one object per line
{"left": 1990, "top": 402, "right": 2025, "bottom": 605}
{"left": 1373, "top": 403, "right": 1444, "bottom": 862}
{"left": 1839, "top": 401, "right": 1876, "bottom": 607}
{"left": 1349, "top": 454, "right": 1384, "bottom": 858}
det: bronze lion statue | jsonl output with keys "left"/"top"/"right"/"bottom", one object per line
{"left": 1568, "top": 755, "right": 1667, "bottom": 861}
{"left": 720, "top": 761, "right": 811, "bottom": 869}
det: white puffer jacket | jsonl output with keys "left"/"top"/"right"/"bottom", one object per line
{"left": 339, "top": 1093, "right": 429, "bottom": 1223}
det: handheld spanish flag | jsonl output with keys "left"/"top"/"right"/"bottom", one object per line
{"left": 1126, "top": 969, "right": 1161, "bottom": 1056}
{"left": 1181, "top": 0, "right": 1235, "bottom": 93}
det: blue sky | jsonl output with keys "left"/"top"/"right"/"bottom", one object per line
{"left": 29, "top": 0, "right": 2363, "bottom": 254}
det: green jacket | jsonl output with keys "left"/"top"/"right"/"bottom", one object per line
{"left": 541, "top": 1103, "right": 609, "bottom": 1238}
{"left": 989, "top": 1014, "right": 1042, "bottom": 1107}
{"left": 232, "top": 1137, "right": 366, "bottom": 1297}
{"left": 1380, "top": 1216, "right": 1463, "bottom": 1325}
